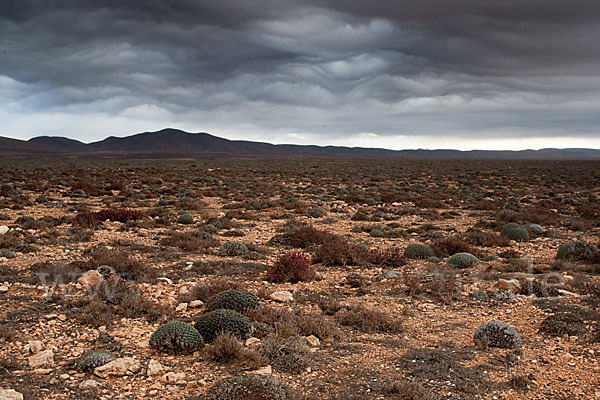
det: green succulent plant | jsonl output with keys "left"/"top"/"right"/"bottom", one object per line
{"left": 149, "top": 321, "right": 205, "bottom": 354}
{"left": 473, "top": 321, "right": 522, "bottom": 349}
{"left": 195, "top": 309, "right": 249, "bottom": 343}
{"left": 206, "top": 290, "right": 260, "bottom": 314}
{"left": 177, "top": 213, "right": 194, "bottom": 224}
{"left": 403, "top": 244, "right": 434, "bottom": 259}
{"left": 447, "top": 252, "right": 479, "bottom": 268}
{"left": 500, "top": 223, "right": 530, "bottom": 241}
{"left": 556, "top": 240, "right": 599, "bottom": 261}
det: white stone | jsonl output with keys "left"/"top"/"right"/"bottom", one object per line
{"left": 24, "top": 340, "right": 44, "bottom": 354}
{"left": 248, "top": 365, "right": 272, "bottom": 376}
{"left": 161, "top": 372, "right": 187, "bottom": 384}
{"left": 176, "top": 303, "right": 188, "bottom": 312}
{"left": 157, "top": 277, "right": 173, "bottom": 285}
{"left": 492, "top": 279, "right": 522, "bottom": 293}
{"left": 0, "top": 226, "right": 9, "bottom": 236}
{"left": 0, "top": 286, "right": 8, "bottom": 293}
{"left": 147, "top": 360, "right": 166, "bottom": 377}
{"left": 79, "top": 379, "right": 101, "bottom": 390}
{"left": 0, "top": 389, "right": 24, "bottom": 400}
{"left": 305, "top": 335, "right": 320, "bottom": 347}
{"left": 189, "top": 300, "right": 204, "bottom": 308}
{"left": 28, "top": 349, "right": 54, "bottom": 368}
{"left": 269, "top": 291, "right": 294, "bottom": 303}
{"left": 94, "top": 357, "right": 141, "bottom": 378}
{"left": 245, "top": 337, "right": 261, "bottom": 347}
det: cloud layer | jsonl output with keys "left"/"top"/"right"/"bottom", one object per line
{"left": 1, "top": 0, "right": 599, "bottom": 149}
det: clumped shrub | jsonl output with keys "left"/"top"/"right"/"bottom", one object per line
{"left": 205, "top": 332, "right": 264, "bottom": 367}
{"left": 160, "top": 231, "right": 220, "bottom": 252}
{"left": 260, "top": 336, "right": 313, "bottom": 374}
{"left": 473, "top": 321, "right": 522, "bottom": 349}
{"left": 271, "top": 222, "right": 339, "bottom": 248}
{"left": 218, "top": 241, "right": 249, "bottom": 257}
{"left": 203, "top": 375, "right": 302, "bottom": 400}
{"left": 206, "top": 290, "right": 260, "bottom": 314}
{"left": 447, "top": 252, "right": 478, "bottom": 268}
{"left": 195, "top": 309, "right": 250, "bottom": 342}
{"left": 76, "top": 350, "right": 116, "bottom": 372}
{"left": 367, "top": 247, "right": 407, "bottom": 268}
{"left": 179, "top": 280, "right": 242, "bottom": 303}
{"left": 538, "top": 313, "right": 588, "bottom": 337}
{"left": 379, "top": 378, "right": 438, "bottom": 399}
{"left": 266, "top": 251, "right": 315, "bottom": 283}
{"left": 335, "top": 303, "right": 403, "bottom": 333}
{"left": 404, "top": 244, "right": 435, "bottom": 259}
{"left": 463, "top": 230, "right": 510, "bottom": 247}
{"left": 177, "top": 212, "right": 194, "bottom": 224}
{"left": 95, "top": 208, "right": 147, "bottom": 223}
{"left": 432, "top": 236, "right": 472, "bottom": 258}
{"left": 313, "top": 239, "right": 367, "bottom": 266}
{"left": 500, "top": 223, "right": 530, "bottom": 242}
{"left": 556, "top": 240, "right": 599, "bottom": 262}
{"left": 149, "top": 321, "right": 205, "bottom": 354}
{"left": 88, "top": 247, "right": 155, "bottom": 282}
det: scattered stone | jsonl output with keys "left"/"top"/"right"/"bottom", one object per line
{"left": 0, "top": 389, "right": 24, "bottom": 400}
{"left": 305, "top": 335, "right": 320, "bottom": 347}
{"left": 0, "top": 249, "right": 14, "bottom": 259}
{"left": 94, "top": 357, "right": 141, "bottom": 378}
{"left": 28, "top": 349, "right": 54, "bottom": 368}
{"left": 0, "top": 226, "right": 9, "bottom": 236}
{"left": 493, "top": 279, "right": 522, "bottom": 293}
{"left": 77, "top": 270, "right": 103, "bottom": 288}
{"left": 189, "top": 300, "right": 204, "bottom": 308}
{"left": 161, "top": 372, "right": 187, "bottom": 384}
{"left": 157, "top": 277, "right": 173, "bottom": 284}
{"left": 245, "top": 337, "right": 261, "bottom": 347}
{"left": 79, "top": 379, "right": 102, "bottom": 390}
{"left": 269, "top": 291, "right": 294, "bottom": 303}
{"left": 247, "top": 365, "right": 272, "bottom": 376}
{"left": 0, "top": 285, "right": 8, "bottom": 293}
{"left": 383, "top": 270, "right": 400, "bottom": 279}
{"left": 176, "top": 303, "right": 188, "bottom": 312}
{"left": 24, "top": 340, "right": 44, "bottom": 354}
{"left": 147, "top": 360, "right": 167, "bottom": 377}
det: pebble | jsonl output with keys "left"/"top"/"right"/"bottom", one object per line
{"left": 28, "top": 349, "right": 54, "bottom": 368}
{"left": 269, "top": 291, "right": 294, "bottom": 303}
{"left": 306, "top": 335, "right": 320, "bottom": 347}
{"left": 189, "top": 300, "right": 204, "bottom": 308}
{"left": 0, "top": 389, "right": 24, "bottom": 400}
{"left": 77, "top": 270, "right": 103, "bottom": 288}
{"left": 161, "top": 372, "right": 187, "bottom": 384}
{"left": 245, "top": 337, "right": 261, "bottom": 347}
{"left": 176, "top": 303, "right": 188, "bottom": 312}
{"left": 248, "top": 365, "right": 272, "bottom": 376}
{"left": 24, "top": 340, "right": 44, "bottom": 354}
{"left": 147, "top": 360, "right": 167, "bottom": 377}
{"left": 79, "top": 379, "right": 101, "bottom": 390}
{"left": 0, "top": 226, "right": 9, "bottom": 235}
{"left": 0, "top": 285, "right": 8, "bottom": 293}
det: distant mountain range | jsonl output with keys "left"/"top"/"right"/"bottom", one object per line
{"left": 1, "top": 128, "right": 599, "bottom": 160}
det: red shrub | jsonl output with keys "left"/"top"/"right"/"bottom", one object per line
{"left": 432, "top": 235, "right": 472, "bottom": 257}
{"left": 266, "top": 251, "right": 315, "bottom": 283}
{"left": 73, "top": 211, "right": 101, "bottom": 229}
{"left": 288, "top": 224, "right": 339, "bottom": 248}
{"left": 96, "top": 208, "right": 147, "bottom": 223}
{"left": 313, "top": 239, "right": 367, "bottom": 266}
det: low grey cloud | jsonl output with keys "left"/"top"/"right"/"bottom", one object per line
{"left": 0, "top": 0, "right": 599, "bottom": 149}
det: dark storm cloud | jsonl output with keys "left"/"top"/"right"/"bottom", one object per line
{"left": 0, "top": 0, "right": 599, "bottom": 146}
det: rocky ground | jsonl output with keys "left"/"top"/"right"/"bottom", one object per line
{"left": 0, "top": 158, "right": 599, "bottom": 400}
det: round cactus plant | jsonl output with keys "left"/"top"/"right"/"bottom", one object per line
{"left": 473, "top": 321, "right": 522, "bottom": 349}
{"left": 76, "top": 350, "right": 116, "bottom": 372}
{"left": 556, "top": 240, "right": 599, "bottom": 261}
{"left": 177, "top": 213, "right": 194, "bottom": 224}
{"left": 206, "top": 290, "right": 260, "bottom": 314}
{"left": 404, "top": 244, "right": 435, "bottom": 259}
{"left": 447, "top": 252, "right": 479, "bottom": 268}
{"left": 500, "top": 223, "right": 529, "bottom": 242}
{"left": 195, "top": 309, "right": 250, "bottom": 343}
{"left": 218, "top": 241, "right": 249, "bottom": 257}
{"left": 149, "top": 321, "right": 205, "bottom": 354}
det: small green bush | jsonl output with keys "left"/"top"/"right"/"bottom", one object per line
{"left": 177, "top": 213, "right": 194, "bottom": 224}
{"left": 206, "top": 290, "right": 260, "bottom": 314}
{"left": 195, "top": 309, "right": 250, "bottom": 343}
{"left": 218, "top": 241, "right": 249, "bottom": 257}
{"left": 404, "top": 244, "right": 434, "bottom": 259}
{"left": 149, "top": 321, "right": 204, "bottom": 354}
{"left": 556, "top": 240, "right": 599, "bottom": 261}
{"left": 500, "top": 223, "right": 529, "bottom": 241}
{"left": 447, "top": 252, "right": 478, "bottom": 268}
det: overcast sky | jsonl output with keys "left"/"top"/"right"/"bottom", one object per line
{"left": 1, "top": 1, "right": 599, "bottom": 150}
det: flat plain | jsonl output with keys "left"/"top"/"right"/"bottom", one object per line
{"left": 1, "top": 158, "right": 599, "bottom": 399}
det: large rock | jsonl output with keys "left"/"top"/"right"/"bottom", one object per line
{"left": 0, "top": 226, "right": 9, "bottom": 236}
{"left": 0, "top": 389, "right": 24, "bottom": 400}
{"left": 94, "top": 357, "right": 141, "bottom": 378}
{"left": 77, "top": 270, "right": 103, "bottom": 288}
{"left": 269, "top": 291, "right": 294, "bottom": 303}
{"left": 492, "top": 279, "right": 522, "bottom": 293}
{"left": 28, "top": 349, "right": 54, "bottom": 368}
